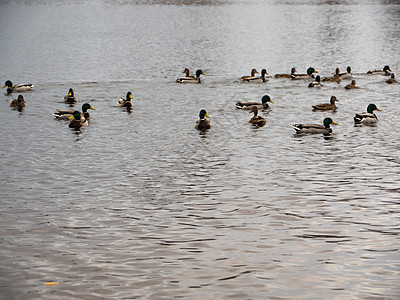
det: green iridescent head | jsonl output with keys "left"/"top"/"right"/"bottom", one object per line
{"left": 3, "top": 80, "right": 13, "bottom": 88}
{"left": 199, "top": 109, "right": 210, "bottom": 120}
{"left": 195, "top": 70, "right": 205, "bottom": 78}
{"left": 367, "top": 104, "right": 381, "bottom": 113}
{"left": 323, "top": 117, "right": 338, "bottom": 128}
{"left": 82, "top": 103, "right": 95, "bottom": 112}
{"left": 307, "top": 67, "right": 318, "bottom": 75}
{"left": 261, "top": 95, "right": 274, "bottom": 104}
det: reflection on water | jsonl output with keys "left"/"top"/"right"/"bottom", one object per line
{"left": 1, "top": 0, "right": 400, "bottom": 299}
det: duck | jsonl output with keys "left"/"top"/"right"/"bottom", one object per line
{"left": 176, "top": 69, "right": 205, "bottom": 83}
{"left": 63, "top": 88, "right": 77, "bottom": 104}
{"left": 195, "top": 109, "right": 211, "bottom": 131}
{"left": 53, "top": 103, "right": 95, "bottom": 121}
{"left": 339, "top": 66, "right": 353, "bottom": 79}
{"left": 293, "top": 117, "right": 338, "bottom": 134}
{"left": 312, "top": 96, "right": 339, "bottom": 111}
{"left": 69, "top": 110, "right": 88, "bottom": 130}
{"left": 345, "top": 80, "right": 358, "bottom": 89}
{"left": 249, "top": 106, "right": 266, "bottom": 127}
{"left": 176, "top": 68, "right": 195, "bottom": 81}
{"left": 322, "top": 68, "right": 341, "bottom": 83}
{"left": 385, "top": 73, "right": 398, "bottom": 84}
{"left": 3, "top": 80, "right": 34, "bottom": 94}
{"left": 244, "top": 69, "right": 268, "bottom": 82}
{"left": 10, "top": 95, "right": 26, "bottom": 110}
{"left": 275, "top": 67, "right": 297, "bottom": 78}
{"left": 291, "top": 67, "right": 318, "bottom": 80}
{"left": 367, "top": 65, "right": 392, "bottom": 75}
{"left": 117, "top": 91, "right": 133, "bottom": 108}
{"left": 308, "top": 75, "right": 322, "bottom": 87}
{"left": 236, "top": 95, "right": 274, "bottom": 110}
{"left": 240, "top": 69, "right": 259, "bottom": 81}
{"left": 354, "top": 104, "right": 381, "bottom": 124}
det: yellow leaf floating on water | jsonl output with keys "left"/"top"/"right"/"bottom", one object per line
{"left": 44, "top": 282, "right": 59, "bottom": 286}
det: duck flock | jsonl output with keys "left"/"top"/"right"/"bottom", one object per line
{"left": 3, "top": 64, "right": 397, "bottom": 134}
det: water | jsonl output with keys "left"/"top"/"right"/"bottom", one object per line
{"left": 1, "top": 0, "right": 399, "bottom": 299}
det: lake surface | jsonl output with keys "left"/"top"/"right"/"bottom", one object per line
{"left": 1, "top": 0, "right": 399, "bottom": 299}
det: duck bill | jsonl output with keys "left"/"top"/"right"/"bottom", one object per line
{"left": 332, "top": 121, "right": 338, "bottom": 125}
{"left": 90, "top": 106, "right": 96, "bottom": 110}
{"left": 2, "top": 85, "right": 6, "bottom": 88}
{"left": 270, "top": 100, "right": 275, "bottom": 104}
{"left": 376, "top": 108, "right": 381, "bottom": 111}
{"left": 314, "top": 70, "right": 318, "bottom": 73}
{"left": 69, "top": 115, "right": 74, "bottom": 119}
{"left": 205, "top": 113, "right": 210, "bottom": 118}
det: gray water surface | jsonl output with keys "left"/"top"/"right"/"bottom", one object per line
{"left": 1, "top": 1, "right": 399, "bottom": 299}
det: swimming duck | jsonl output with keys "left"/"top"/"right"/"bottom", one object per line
{"left": 312, "top": 96, "right": 339, "bottom": 111}
{"left": 117, "top": 91, "right": 133, "bottom": 108}
{"left": 10, "top": 95, "right": 26, "bottom": 110}
{"left": 293, "top": 117, "right": 338, "bottom": 134}
{"left": 176, "top": 69, "right": 205, "bottom": 83}
{"left": 236, "top": 95, "right": 274, "bottom": 110}
{"left": 322, "top": 68, "right": 341, "bottom": 83}
{"left": 308, "top": 75, "right": 322, "bottom": 87}
{"left": 243, "top": 69, "right": 268, "bottom": 82}
{"left": 367, "top": 65, "right": 392, "bottom": 75}
{"left": 385, "top": 73, "right": 398, "bottom": 84}
{"left": 339, "top": 66, "right": 353, "bottom": 79}
{"left": 54, "top": 103, "right": 95, "bottom": 121}
{"left": 63, "top": 88, "right": 77, "bottom": 104}
{"left": 291, "top": 67, "right": 318, "bottom": 80}
{"left": 3, "top": 80, "right": 34, "bottom": 94}
{"left": 249, "top": 106, "right": 266, "bottom": 127}
{"left": 195, "top": 109, "right": 211, "bottom": 131}
{"left": 275, "top": 67, "right": 297, "bottom": 78}
{"left": 345, "top": 80, "right": 358, "bottom": 89}
{"left": 354, "top": 104, "right": 381, "bottom": 124}
{"left": 240, "top": 69, "right": 259, "bottom": 81}
{"left": 69, "top": 110, "right": 88, "bottom": 130}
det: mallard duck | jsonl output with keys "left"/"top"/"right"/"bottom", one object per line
{"left": 3, "top": 80, "right": 34, "bottom": 94}
{"left": 176, "top": 69, "right": 205, "bottom": 83}
{"left": 69, "top": 110, "right": 88, "bottom": 130}
{"left": 354, "top": 104, "right": 381, "bottom": 124}
{"left": 339, "top": 66, "right": 353, "bottom": 79}
{"left": 117, "top": 91, "right": 133, "bottom": 108}
{"left": 322, "top": 68, "right": 341, "bottom": 83}
{"left": 249, "top": 106, "right": 266, "bottom": 127}
{"left": 367, "top": 65, "right": 392, "bottom": 75}
{"left": 244, "top": 69, "right": 268, "bottom": 82}
{"left": 63, "top": 88, "right": 77, "bottom": 104}
{"left": 308, "top": 75, "right": 322, "bottom": 87}
{"left": 10, "top": 95, "right": 26, "bottom": 110}
{"left": 54, "top": 103, "right": 95, "bottom": 121}
{"left": 345, "top": 80, "right": 358, "bottom": 89}
{"left": 385, "top": 73, "right": 398, "bottom": 84}
{"left": 293, "top": 117, "right": 338, "bottom": 134}
{"left": 312, "top": 96, "right": 339, "bottom": 111}
{"left": 240, "top": 69, "right": 259, "bottom": 81}
{"left": 275, "top": 67, "right": 297, "bottom": 78}
{"left": 236, "top": 95, "right": 274, "bottom": 110}
{"left": 195, "top": 109, "right": 211, "bottom": 131}
{"left": 291, "top": 67, "right": 318, "bottom": 80}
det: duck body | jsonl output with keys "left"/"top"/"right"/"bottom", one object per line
{"left": 236, "top": 95, "right": 274, "bottom": 110}
{"left": 354, "top": 104, "right": 380, "bottom": 124}
{"left": 10, "top": 95, "right": 26, "bottom": 110}
{"left": 291, "top": 67, "right": 318, "bottom": 80}
{"left": 117, "top": 91, "right": 133, "bottom": 108}
{"left": 275, "top": 67, "right": 297, "bottom": 78}
{"left": 339, "top": 66, "right": 353, "bottom": 79}
{"left": 195, "top": 109, "right": 211, "bottom": 131}
{"left": 176, "top": 69, "right": 205, "bottom": 83}
{"left": 3, "top": 80, "right": 34, "bottom": 94}
{"left": 312, "top": 96, "right": 338, "bottom": 111}
{"left": 240, "top": 69, "right": 259, "bottom": 81}
{"left": 385, "top": 73, "right": 397, "bottom": 84}
{"left": 54, "top": 103, "right": 95, "bottom": 121}
{"left": 63, "top": 88, "right": 77, "bottom": 104}
{"left": 308, "top": 75, "right": 322, "bottom": 87}
{"left": 249, "top": 106, "right": 266, "bottom": 127}
{"left": 367, "top": 65, "right": 392, "bottom": 75}
{"left": 69, "top": 110, "right": 88, "bottom": 130}
{"left": 244, "top": 69, "right": 268, "bottom": 82}
{"left": 322, "top": 68, "right": 341, "bottom": 83}
{"left": 293, "top": 118, "right": 338, "bottom": 134}
{"left": 345, "top": 80, "right": 358, "bottom": 89}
